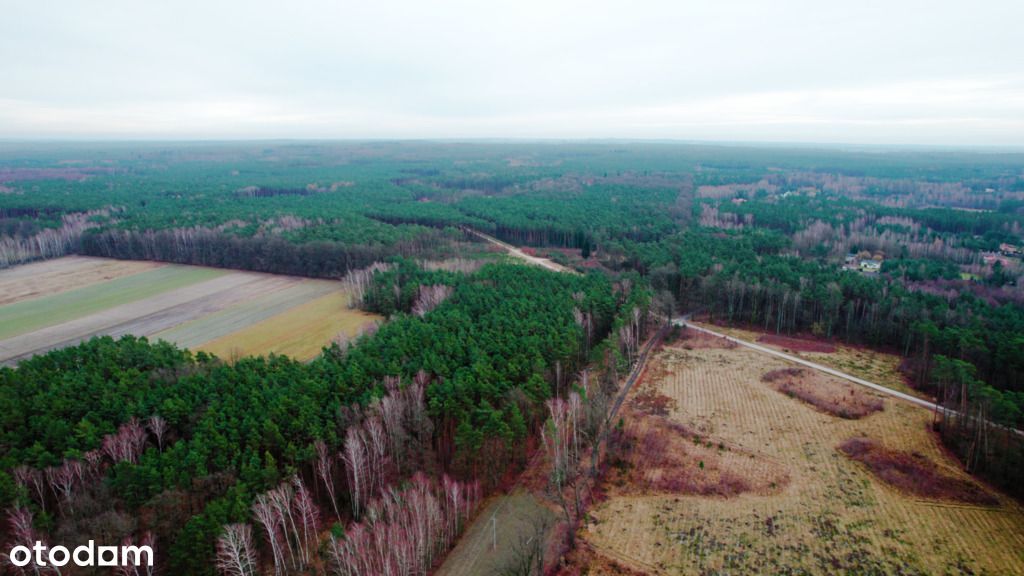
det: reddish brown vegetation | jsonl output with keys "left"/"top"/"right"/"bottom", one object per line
{"left": 761, "top": 367, "right": 805, "bottom": 383}
{"left": 838, "top": 438, "right": 997, "bottom": 505}
{"left": 630, "top": 382, "right": 677, "bottom": 417}
{"left": 606, "top": 410, "right": 787, "bottom": 497}
{"left": 763, "top": 368, "right": 884, "bottom": 419}
{"left": 675, "top": 327, "right": 737, "bottom": 350}
{"left": 552, "top": 542, "right": 651, "bottom": 576}
{"left": 757, "top": 333, "right": 836, "bottom": 353}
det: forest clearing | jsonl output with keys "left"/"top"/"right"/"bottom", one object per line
{"left": 579, "top": 338, "right": 1024, "bottom": 575}
{"left": 0, "top": 256, "right": 376, "bottom": 364}
{"left": 691, "top": 320, "right": 930, "bottom": 400}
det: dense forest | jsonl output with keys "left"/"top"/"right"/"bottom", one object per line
{"left": 0, "top": 141, "right": 1022, "bottom": 570}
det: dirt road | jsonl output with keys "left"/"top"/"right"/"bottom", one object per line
{"left": 675, "top": 318, "right": 1024, "bottom": 437}
{"left": 464, "top": 228, "right": 579, "bottom": 274}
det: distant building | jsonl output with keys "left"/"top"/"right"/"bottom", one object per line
{"left": 842, "top": 253, "right": 884, "bottom": 273}
{"left": 983, "top": 252, "right": 1016, "bottom": 267}
{"left": 999, "top": 243, "right": 1022, "bottom": 256}
{"left": 860, "top": 260, "right": 882, "bottom": 273}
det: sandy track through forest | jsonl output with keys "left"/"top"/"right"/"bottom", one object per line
{"left": 464, "top": 228, "right": 579, "bottom": 274}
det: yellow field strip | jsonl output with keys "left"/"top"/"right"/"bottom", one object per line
{"left": 196, "top": 290, "right": 381, "bottom": 362}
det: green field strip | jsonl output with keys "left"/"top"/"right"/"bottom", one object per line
{"left": 0, "top": 265, "right": 225, "bottom": 340}
{"left": 152, "top": 279, "right": 339, "bottom": 349}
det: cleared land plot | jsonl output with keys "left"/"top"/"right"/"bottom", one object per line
{"left": 196, "top": 290, "right": 378, "bottom": 361}
{"left": 0, "top": 256, "right": 162, "bottom": 306}
{"left": 583, "top": 345, "right": 1024, "bottom": 575}
{"left": 435, "top": 490, "right": 556, "bottom": 576}
{"left": 0, "top": 257, "right": 380, "bottom": 364}
{"left": 693, "top": 321, "right": 928, "bottom": 400}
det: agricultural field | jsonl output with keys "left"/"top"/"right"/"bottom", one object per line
{"left": 0, "top": 256, "right": 379, "bottom": 364}
{"left": 195, "top": 290, "right": 377, "bottom": 361}
{"left": 580, "top": 342, "right": 1024, "bottom": 575}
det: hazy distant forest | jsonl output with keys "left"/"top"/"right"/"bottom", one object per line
{"left": 0, "top": 141, "right": 1022, "bottom": 574}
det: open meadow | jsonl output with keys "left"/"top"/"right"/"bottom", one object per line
{"left": 0, "top": 256, "right": 379, "bottom": 364}
{"left": 580, "top": 339, "right": 1024, "bottom": 575}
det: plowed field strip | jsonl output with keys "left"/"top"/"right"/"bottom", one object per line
{"left": 0, "top": 265, "right": 224, "bottom": 340}
{"left": 154, "top": 278, "right": 337, "bottom": 350}
{"left": 0, "top": 256, "right": 162, "bottom": 306}
{"left": 196, "top": 290, "right": 377, "bottom": 361}
{"left": 0, "top": 272, "right": 264, "bottom": 364}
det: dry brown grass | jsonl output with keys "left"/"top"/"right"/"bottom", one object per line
{"left": 763, "top": 367, "right": 885, "bottom": 419}
{"left": 630, "top": 381, "right": 678, "bottom": 417}
{"left": 579, "top": 346, "right": 1024, "bottom": 575}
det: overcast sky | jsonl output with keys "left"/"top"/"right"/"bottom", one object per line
{"left": 1, "top": 0, "right": 1022, "bottom": 145}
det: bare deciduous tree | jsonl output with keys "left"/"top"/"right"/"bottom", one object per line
{"left": 146, "top": 415, "right": 167, "bottom": 451}
{"left": 215, "top": 524, "right": 257, "bottom": 576}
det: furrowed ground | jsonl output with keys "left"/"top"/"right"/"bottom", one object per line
{"left": 692, "top": 321, "right": 929, "bottom": 401}
{"left": 0, "top": 256, "right": 378, "bottom": 364}
{"left": 580, "top": 337, "right": 1024, "bottom": 575}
